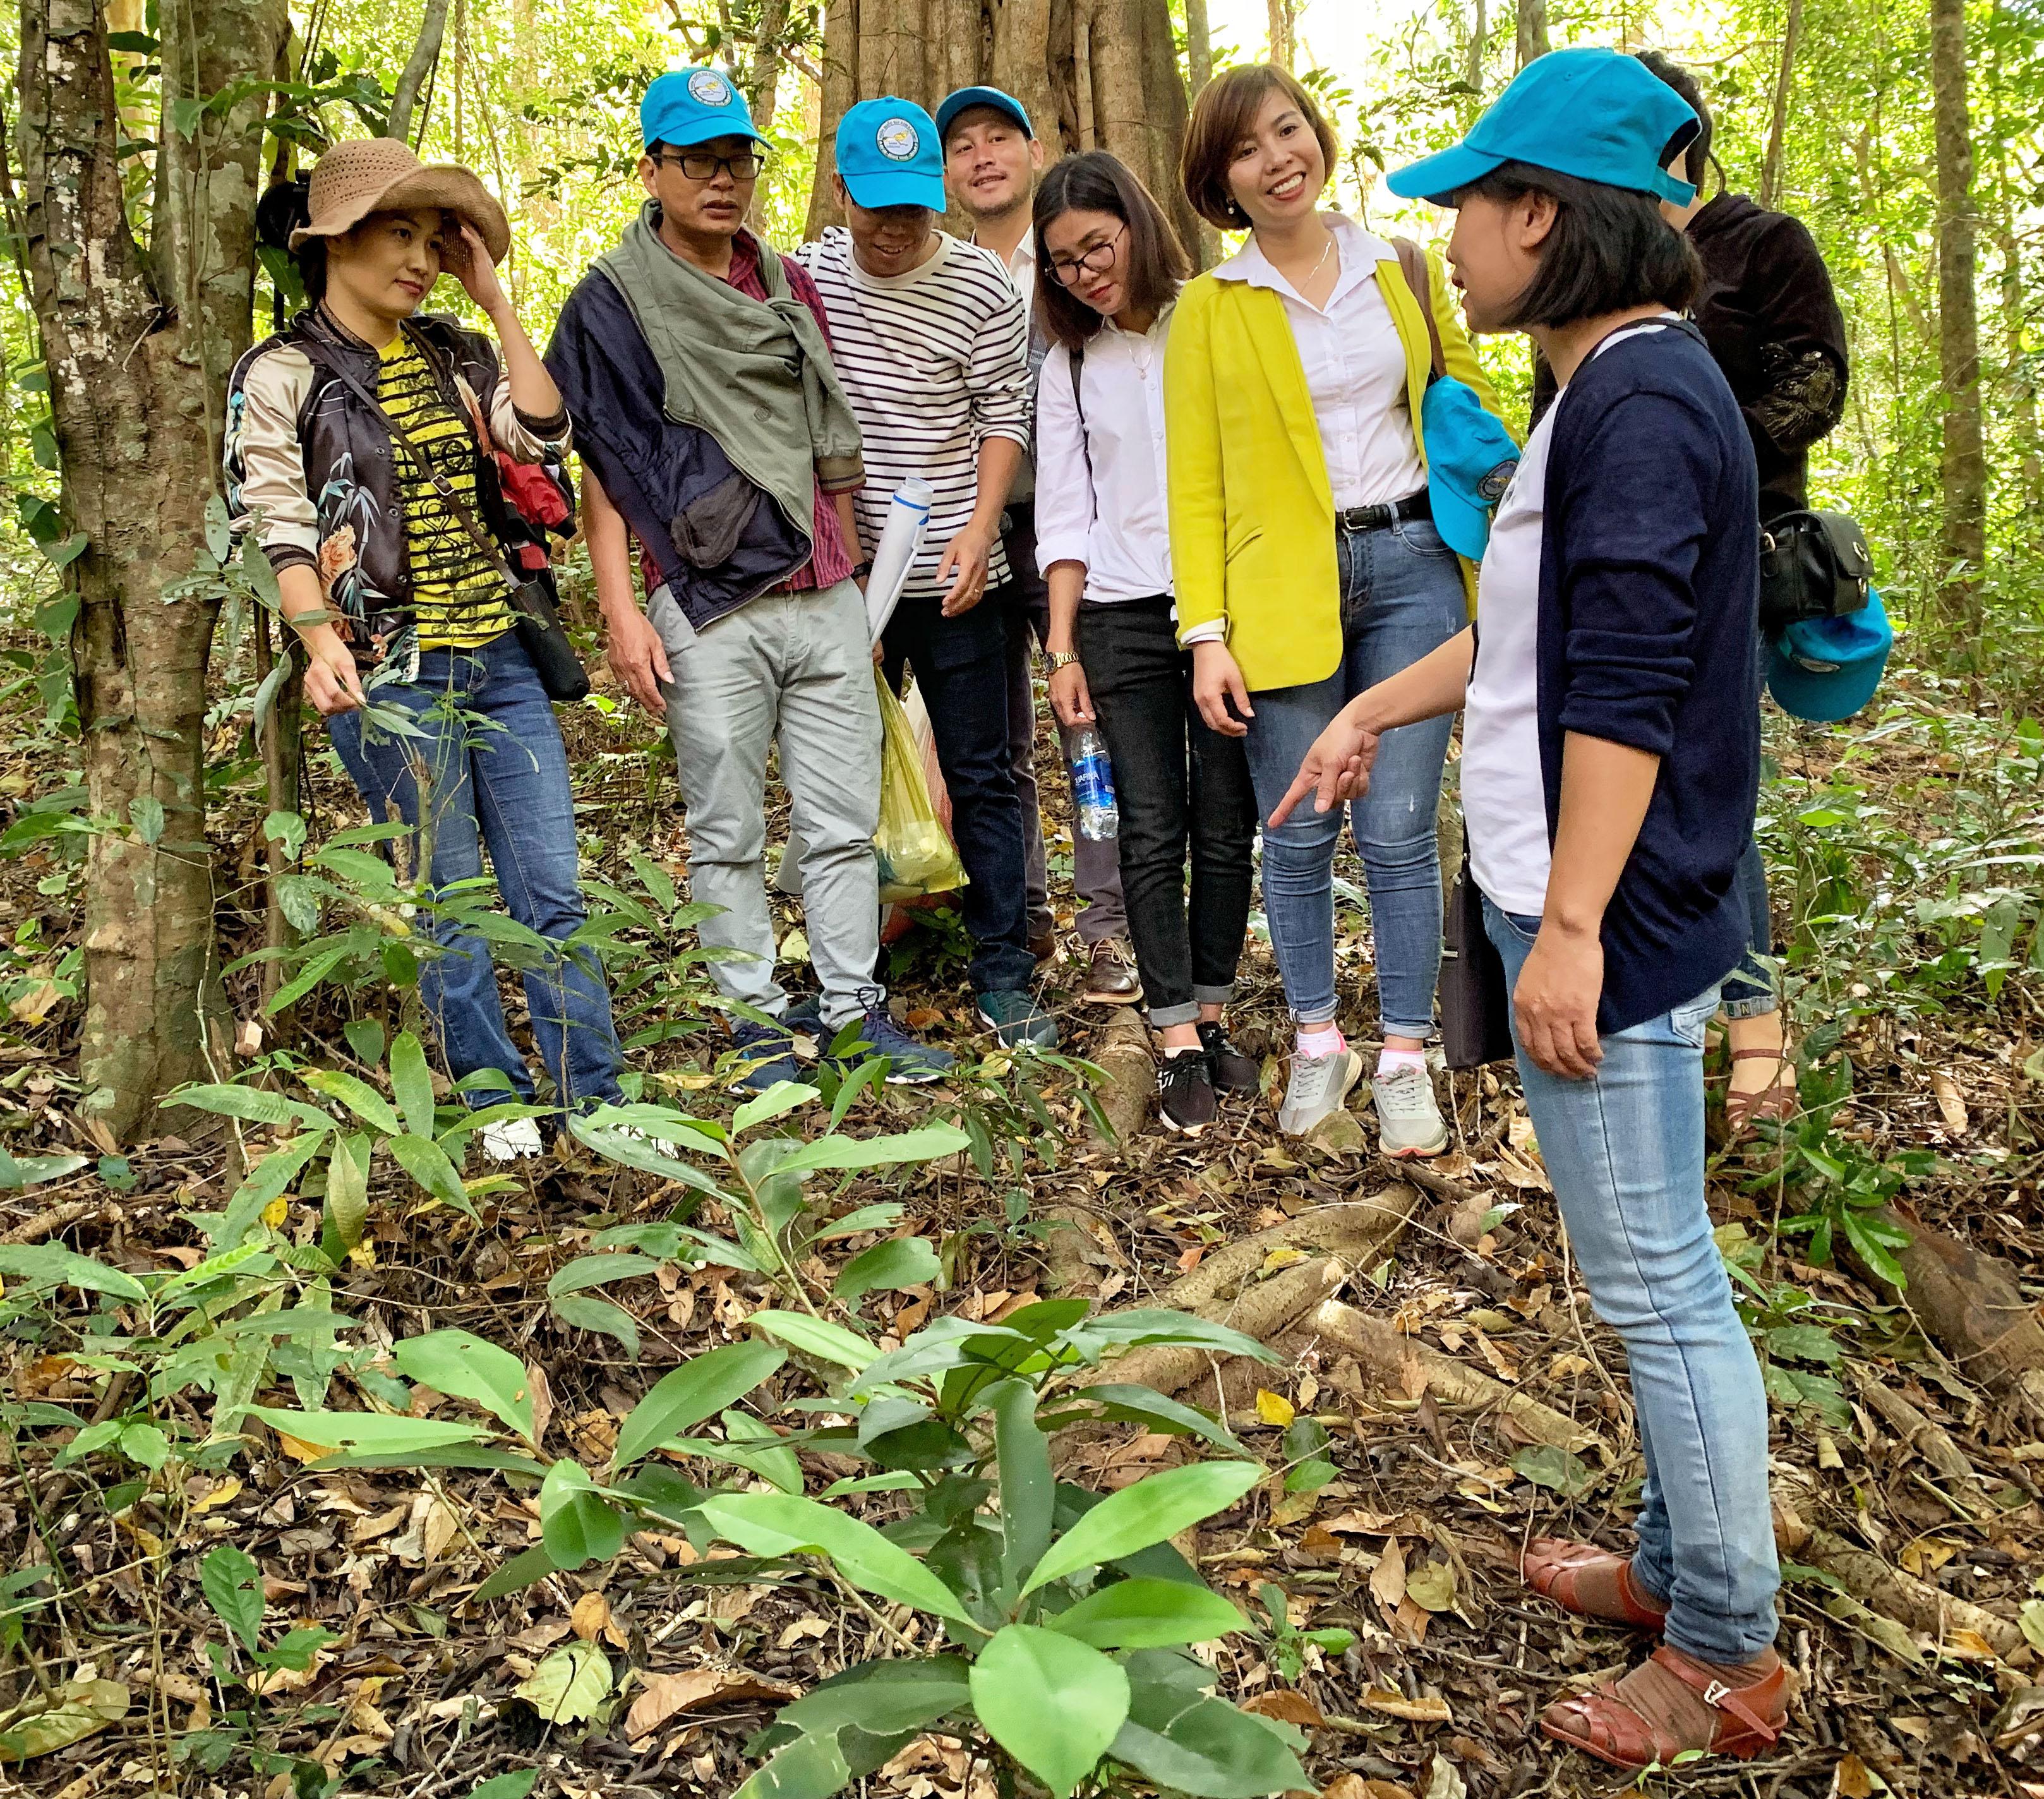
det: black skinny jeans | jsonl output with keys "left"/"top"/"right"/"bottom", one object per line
{"left": 1077, "top": 596, "right": 1258, "bottom": 1028}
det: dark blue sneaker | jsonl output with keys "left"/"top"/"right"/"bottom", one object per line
{"left": 976, "top": 989, "right": 1059, "bottom": 1050}
{"left": 822, "top": 1006, "right": 957, "bottom": 1085}
{"left": 782, "top": 995, "right": 824, "bottom": 1040}
{"left": 726, "top": 1017, "right": 802, "bottom": 1092}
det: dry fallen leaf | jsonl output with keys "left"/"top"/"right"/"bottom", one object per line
{"left": 1361, "top": 1687, "right": 1453, "bottom": 1724}
{"left": 1255, "top": 1390, "right": 1296, "bottom": 1428}
{"left": 778, "top": 1618, "right": 831, "bottom": 1649}
{"left": 1898, "top": 1536, "right": 1956, "bottom": 1578}
{"left": 1833, "top": 1752, "right": 1875, "bottom": 1798}
{"left": 1242, "top": 1690, "right": 1325, "bottom": 1728}
{"left": 623, "top": 1668, "right": 797, "bottom": 1740}
{"left": 571, "top": 1592, "right": 612, "bottom": 1642}
{"left": 1931, "top": 1072, "right": 1968, "bottom": 1134}
{"left": 1371, "top": 1535, "right": 1408, "bottom": 1610}
{"left": 1321, "top": 1779, "right": 1417, "bottom": 1799}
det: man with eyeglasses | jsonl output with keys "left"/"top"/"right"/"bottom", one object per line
{"left": 937, "top": 87, "right": 1139, "bottom": 1013}
{"left": 546, "top": 68, "right": 954, "bottom": 1090}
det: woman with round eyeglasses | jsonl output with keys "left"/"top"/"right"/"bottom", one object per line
{"left": 1033, "top": 151, "right": 1259, "bottom": 1137}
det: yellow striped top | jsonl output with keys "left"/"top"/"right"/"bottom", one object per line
{"left": 378, "top": 333, "right": 514, "bottom": 649}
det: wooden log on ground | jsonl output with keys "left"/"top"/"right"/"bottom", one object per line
{"left": 1148, "top": 1186, "right": 1420, "bottom": 1314}
{"left": 1847, "top": 1361, "right": 1981, "bottom": 1488}
{"left": 1090, "top": 1011, "right": 1154, "bottom": 1146}
{"left": 1299, "top": 1298, "right": 1604, "bottom": 1453}
{"left": 1851, "top": 1202, "right": 2044, "bottom": 1418}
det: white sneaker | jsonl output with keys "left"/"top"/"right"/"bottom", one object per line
{"left": 480, "top": 1117, "right": 545, "bottom": 1162}
{"left": 1370, "top": 1062, "right": 1450, "bottom": 1158}
{"left": 1277, "top": 1048, "right": 1364, "bottom": 1136}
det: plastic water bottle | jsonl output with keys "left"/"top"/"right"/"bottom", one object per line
{"left": 1071, "top": 728, "right": 1119, "bottom": 841}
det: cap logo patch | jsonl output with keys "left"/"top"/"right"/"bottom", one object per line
{"left": 1477, "top": 457, "right": 1518, "bottom": 503}
{"left": 876, "top": 117, "right": 921, "bottom": 161}
{"left": 687, "top": 68, "right": 732, "bottom": 105}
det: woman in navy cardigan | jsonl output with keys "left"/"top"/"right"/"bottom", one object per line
{"left": 1273, "top": 50, "right": 1786, "bottom": 1771}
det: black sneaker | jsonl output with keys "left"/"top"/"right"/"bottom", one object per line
{"left": 726, "top": 1018, "right": 802, "bottom": 1091}
{"left": 1197, "top": 1021, "right": 1259, "bottom": 1093}
{"left": 1157, "top": 1049, "right": 1218, "bottom": 1136}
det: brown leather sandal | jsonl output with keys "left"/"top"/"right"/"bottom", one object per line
{"left": 1541, "top": 1645, "right": 1790, "bottom": 1769}
{"left": 1522, "top": 1537, "right": 1670, "bottom": 1631}
{"left": 1723, "top": 1049, "right": 1797, "bottom": 1135}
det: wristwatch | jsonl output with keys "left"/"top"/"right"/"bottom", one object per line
{"left": 1047, "top": 650, "right": 1081, "bottom": 671}
{"left": 850, "top": 560, "right": 874, "bottom": 581}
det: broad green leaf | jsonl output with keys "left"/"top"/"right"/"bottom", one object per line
{"left": 388, "top": 1030, "right": 436, "bottom": 1139}
{"left": 750, "top": 1310, "right": 877, "bottom": 1372}
{"left": 568, "top": 1115, "right": 730, "bottom": 1200}
{"left": 170, "top": 1081, "right": 328, "bottom": 1131}
{"left": 696, "top": 1492, "right": 974, "bottom": 1625}
{"left": 733, "top": 1730, "right": 854, "bottom": 1799}
{"left": 246, "top": 1407, "right": 490, "bottom": 1455}
{"left": 731, "top": 1081, "right": 821, "bottom": 1133}
{"left": 1109, "top": 1698, "right": 1308, "bottom": 1798}
{"left": 391, "top": 1330, "right": 534, "bottom": 1441}
{"left": 813, "top": 1203, "right": 906, "bottom": 1241}
{"left": 1065, "top": 1311, "right": 1276, "bottom": 1362}
{"left": 775, "top": 1124, "right": 970, "bottom": 1177}
{"left": 514, "top": 1639, "right": 611, "bottom": 1723}
{"left": 321, "top": 1133, "right": 370, "bottom": 1258}
{"left": 200, "top": 1544, "right": 263, "bottom": 1651}
{"left": 992, "top": 1380, "right": 1052, "bottom": 1596}
{"left": 833, "top": 1236, "right": 940, "bottom": 1303}
{"left": 776, "top": 1658, "right": 971, "bottom": 1737}
{"left": 539, "top": 1460, "right": 627, "bottom": 1570}
{"left": 1024, "top": 1463, "right": 1263, "bottom": 1595}
{"left": 0, "top": 1678, "right": 129, "bottom": 1762}
{"left": 1510, "top": 1445, "right": 1594, "bottom": 1497}
{"left": 301, "top": 1068, "right": 403, "bottom": 1135}
{"left": 719, "top": 1411, "right": 803, "bottom": 1493}
{"left": 546, "top": 1253, "right": 664, "bottom": 1298}
{"left": 469, "top": 1773, "right": 540, "bottom": 1799}
{"left": 0, "top": 1152, "right": 90, "bottom": 1189}
{"left": 388, "top": 1133, "right": 479, "bottom": 1218}
{"left": 1047, "top": 1579, "right": 1246, "bottom": 1649}
{"left": 970, "top": 1625, "right": 1129, "bottom": 1798}
{"left": 613, "top": 1342, "right": 788, "bottom": 1470}
{"left": 551, "top": 1293, "right": 640, "bottom": 1357}
{"left": 0, "top": 1245, "right": 146, "bottom": 1302}
{"left": 472, "top": 1544, "right": 561, "bottom": 1604}
{"left": 1079, "top": 1385, "right": 1246, "bottom": 1453}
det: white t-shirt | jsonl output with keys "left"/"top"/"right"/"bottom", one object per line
{"left": 1462, "top": 319, "right": 1675, "bottom": 916}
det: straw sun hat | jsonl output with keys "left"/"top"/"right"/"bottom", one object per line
{"left": 289, "top": 137, "right": 511, "bottom": 264}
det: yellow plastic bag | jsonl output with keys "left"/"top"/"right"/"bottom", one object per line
{"left": 875, "top": 668, "right": 967, "bottom": 904}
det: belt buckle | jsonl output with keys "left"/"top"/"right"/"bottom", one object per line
{"left": 1702, "top": 1680, "right": 1732, "bottom": 1709}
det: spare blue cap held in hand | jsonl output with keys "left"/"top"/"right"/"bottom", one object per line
{"left": 1386, "top": 47, "right": 1699, "bottom": 207}
{"left": 641, "top": 67, "right": 766, "bottom": 151}
{"left": 935, "top": 86, "right": 1035, "bottom": 143}
{"left": 1421, "top": 378, "right": 1520, "bottom": 562}
{"left": 835, "top": 97, "right": 947, "bottom": 211}
{"left": 1766, "top": 588, "right": 1893, "bottom": 723}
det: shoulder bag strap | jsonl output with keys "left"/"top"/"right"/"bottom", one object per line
{"left": 321, "top": 344, "right": 524, "bottom": 596}
{"left": 1068, "top": 340, "right": 1094, "bottom": 492}
{"left": 1392, "top": 236, "right": 1447, "bottom": 382}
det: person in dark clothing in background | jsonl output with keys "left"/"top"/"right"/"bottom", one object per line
{"left": 1533, "top": 52, "right": 1848, "bottom": 1133}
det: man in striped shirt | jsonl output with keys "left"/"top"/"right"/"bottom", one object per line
{"left": 798, "top": 97, "right": 1055, "bottom": 1050}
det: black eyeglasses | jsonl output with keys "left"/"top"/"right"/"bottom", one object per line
{"left": 1048, "top": 222, "right": 1127, "bottom": 287}
{"left": 655, "top": 148, "right": 766, "bottom": 181}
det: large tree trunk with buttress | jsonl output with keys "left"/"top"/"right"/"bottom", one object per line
{"left": 20, "top": 0, "right": 287, "bottom": 1138}
{"left": 803, "top": 0, "right": 1199, "bottom": 263}
{"left": 1930, "top": 0, "right": 1987, "bottom": 625}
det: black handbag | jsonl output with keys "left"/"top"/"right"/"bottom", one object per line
{"left": 1440, "top": 852, "right": 1515, "bottom": 1069}
{"left": 1758, "top": 508, "right": 1873, "bottom": 641}
{"left": 323, "top": 344, "right": 591, "bottom": 702}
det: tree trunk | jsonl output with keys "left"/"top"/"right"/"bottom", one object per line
{"left": 1514, "top": 0, "right": 1548, "bottom": 69}
{"left": 1464, "top": 0, "right": 1486, "bottom": 95}
{"left": 1265, "top": 0, "right": 1293, "bottom": 69}
{"left": 747, "top": 0, "right": 794, "bottom": 133}
{"left": 1930, "top": 0, "right": 1987, "bottom": 622}
{"left": 1183, "top": 0, "right": 1218, "bottom": 267}
{"left": 20, "top": 0, "right": 286, "bottom": 1140}
{"left": 1758, "top": 0, "right": 1801, "bottom": 210}
{"left": 803, "top": 0, "right": 1199, "bottom": 258}
{"left": 388, "top": 0, "right": 454, "bottom": 145}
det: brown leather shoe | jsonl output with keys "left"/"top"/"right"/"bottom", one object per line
{"left": 1082, "top": 940, "right": 1143, "bottom": 1006}
{"left": 1028, "top": 929, "right": 1060, "bottom": 965}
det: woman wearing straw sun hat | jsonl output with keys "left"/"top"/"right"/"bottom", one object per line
{"left": 225, "top": 138, "right": 627, "bottom": 1155}
{"left": 1270, "top": 49, "right": 1789, "bottom": 1771}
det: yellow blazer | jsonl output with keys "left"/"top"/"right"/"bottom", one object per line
{"left": 1163, "top": 231, "right": 1509, "bottom": 693}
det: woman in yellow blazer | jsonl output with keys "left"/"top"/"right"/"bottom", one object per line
{"left": 1165, "top": 63, "right": 1508, "bottom": 1154}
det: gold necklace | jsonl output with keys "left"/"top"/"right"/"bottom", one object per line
{"left": 1285, "top": 227, "right": 1336, "bottom": 294}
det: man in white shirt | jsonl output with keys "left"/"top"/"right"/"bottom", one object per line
{"left": 797, "top": 97, "right": 1055, "bottom": 1049}
{"left": 939, "top": 85, "right": 1139, "bottom": 1010}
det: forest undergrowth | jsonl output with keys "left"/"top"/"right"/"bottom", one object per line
{"left": 0, "top": 629, "right": 2039, "bottom": 1799}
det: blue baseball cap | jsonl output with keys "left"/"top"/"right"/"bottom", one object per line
{"left": 935, "top": 86, "right": 1033, "bottom": 144}
{"left": 1421, "top": 378, "right": 1520, "bottom": 562}
{"left": 1767, "top": 589, "right": 1892, "bottom": 723}
{"left": 835, "top": 97, "right": 946, "bottom": 210}
{"left": 1386, "top": 47, "right": 1698, "bottom": 207}
{"left": 641, "top": 67, "right": 766, "bottom": 151}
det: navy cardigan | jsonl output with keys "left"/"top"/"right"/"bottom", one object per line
{"left": 1536, "top": 321, "right": 1761, "bottom": 1034}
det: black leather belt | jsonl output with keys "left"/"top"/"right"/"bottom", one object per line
{"left": 1335, "top": 491, "right": 1432, "bottom": 533}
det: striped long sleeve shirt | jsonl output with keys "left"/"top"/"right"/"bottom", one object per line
{"left": 793, "top": 226, "right": 1031, "bottom": 599}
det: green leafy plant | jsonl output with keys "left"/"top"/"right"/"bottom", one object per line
{"left": 1253, "top": 1581, "right": 1355, "bottom": 1685}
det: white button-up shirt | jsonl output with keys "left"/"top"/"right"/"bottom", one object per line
{"left": 1213, "top": 213, "right": 1425, "bottom": 511}
{"left": 1032, "top": 306, "right": 1175, "bottom": 604}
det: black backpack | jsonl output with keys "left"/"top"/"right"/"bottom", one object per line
{"left": 1758, "top": 509, "right": 1873, "bottom": 638}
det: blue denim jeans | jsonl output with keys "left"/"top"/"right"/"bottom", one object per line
{"left": 1240, "top": 519, "right": 1466, "bottom": 1034}
{"left": 1484, "top": 898, "right": 1779, "bottom": 1664}
{"left": 330, "top": 633, "right": 625, "bottom": 1112}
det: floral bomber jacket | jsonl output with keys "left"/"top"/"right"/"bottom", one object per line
{"left": 224, "top": 308, "right": 571, "bottom": 666}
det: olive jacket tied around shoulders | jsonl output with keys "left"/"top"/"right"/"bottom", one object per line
{"left": 1163, "top": 236, "right": 1506, "bottom": 694}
